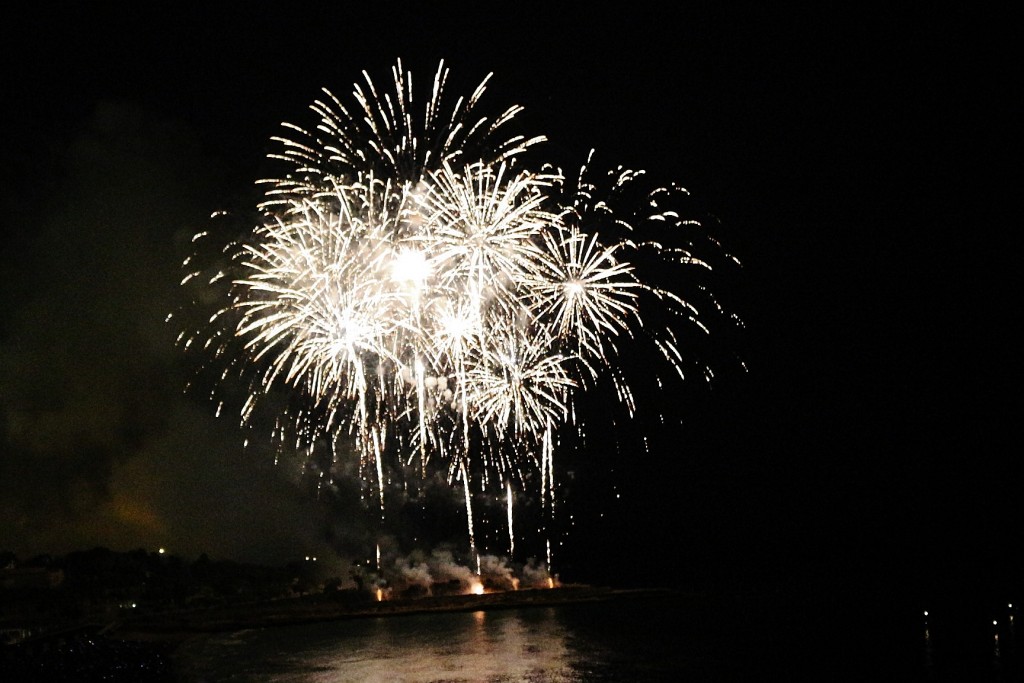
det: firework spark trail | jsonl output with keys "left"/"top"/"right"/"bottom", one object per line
{"left": 506, "top": 480, "right": 515, "bottom": 558}
{"left": 176, "top": 59, "right": 739, "bottom": 579}
{"left": 261, "top": 59, "right": 546, "bottom": 203}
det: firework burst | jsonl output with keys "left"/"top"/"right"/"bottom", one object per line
{"left": 175, "top": 60, "right": 740, "bottom": 576}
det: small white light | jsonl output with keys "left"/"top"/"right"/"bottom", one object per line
{"left": 993, "top": 620, "right": 998, "bottom": 626}
{"left": 923, "top": 611, "right": 928, "bottom": 617}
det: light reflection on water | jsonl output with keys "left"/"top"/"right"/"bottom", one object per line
{"left": 172, "top": 593, "right": 1023, "bottom": 681}
{"left": 176, "top": 605, "right": 601, "bottom": 682}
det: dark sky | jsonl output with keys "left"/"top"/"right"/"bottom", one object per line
{"left": 1, "top": 5, "right": 1016, "bottom": 594}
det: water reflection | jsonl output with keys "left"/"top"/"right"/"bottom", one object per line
{"left": 322, "top": 609, "right": 575, "bottom": 681}
{"left": 173, "top": 593, "right": 1023, "bottom": 681}
{"left": 914, "top": 601, "right": 1022, "bottom": 680}
{"left": 177, "top": 605, "right": 583, "bottom": 682}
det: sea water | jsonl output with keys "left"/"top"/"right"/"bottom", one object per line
{"left": 171, "top": 591, "right": 1020, "bottom": 682}
{"left": 172, "top": 593, "right": 738, "bottom": 682}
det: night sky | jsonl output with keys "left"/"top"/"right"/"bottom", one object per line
{"left": 1, "top": 4, "right": 1016, "bottom": 599}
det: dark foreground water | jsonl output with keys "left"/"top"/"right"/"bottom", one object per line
{"left": 4, "top": 590, "right": 1019, "bottom": 681}
{"left": 170, "top": 591, "right": 1022, "bottom": 682}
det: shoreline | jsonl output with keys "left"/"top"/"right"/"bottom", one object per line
{"left": 111, "top": 584, "right": 685, "bottom": 642}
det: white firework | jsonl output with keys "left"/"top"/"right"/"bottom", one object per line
{"left": 176, "top": 60, "right": 739, "bottom": 574}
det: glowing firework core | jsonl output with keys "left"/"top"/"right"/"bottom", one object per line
{"left": 391, "top": 248, "right": 429, "bottom": 287}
